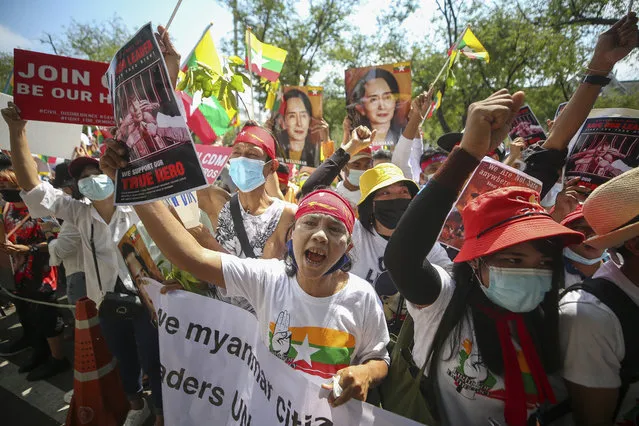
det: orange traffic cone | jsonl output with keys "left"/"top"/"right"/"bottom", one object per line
{"left": 66, "top": 297, "right": 129, "bottom": 426}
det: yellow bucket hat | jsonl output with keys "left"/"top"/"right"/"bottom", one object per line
{"left": 358, "top": 163, "right": 419, "bottom": 205}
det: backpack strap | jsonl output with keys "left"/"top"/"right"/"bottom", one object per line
{"left": 230, "top": 193, "right": 257, "bottom": 259}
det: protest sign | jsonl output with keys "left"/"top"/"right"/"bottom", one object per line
{"left": 438, "top": 157, "right": 542, "bottom": 249}
{"left": 345, "top": 61, "right": 412, "bottom": 148}
{"left": 143, "top": 280, "right": 422, "bottom": 426}
{"left": 0, "top": 93, "right": 81, "bottom": 159}
{"left": 195, "top": 144, "right": 232, "bottom": 184}
{"left": 509, "top": 105, "right": 547, "bottom": 146}
{"left": 565, "top": 108, "right": 639, "bottom": 190}
{"left": 107, "top": 23, "right": 208, "bottom": 205}
{"left": 273, "top": 86, "right": 324, "bottom": 167}
{"left": 12, "top": 49, "right": 114, "bottom": 126}
{"left": 166, "top": 192, "right": 201, "bottom": 229}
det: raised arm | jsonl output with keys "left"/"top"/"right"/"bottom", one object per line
{"left": 1, "top": 103, "right": 40, "bottom": 191}
{"left": 101, "top": 140, "right": 225, "bottom": 286}
{"left": 543, "top": 13, "right": 637, "bottom": 152}
{"left": 300, "top": 126, "right": 374, "bottom": 196}
{"left": 392, "top": 90, "right": 432, "bottom": 182}
{"left": 386, "top": 89, "right": 525, "bottom": 306}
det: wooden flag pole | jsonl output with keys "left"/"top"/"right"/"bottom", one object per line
{"left": 247, "top": 27, "right": 256, "bottom": 121}
{"left": 165, "top": 0, "right": 183, "bottom": 31}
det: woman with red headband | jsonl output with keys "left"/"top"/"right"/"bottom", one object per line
{"left": 103, "top": 141, "right": 390, "bottom": 406}
{"left": 384, "top": 89, "right": 587, "bottom": 425}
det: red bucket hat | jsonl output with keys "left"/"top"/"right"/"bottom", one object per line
{"left": 455, "top": 187, "right": 584, "bottom": 263}
{"left": 560, "top": 205, "right": 585, "bottom": 227}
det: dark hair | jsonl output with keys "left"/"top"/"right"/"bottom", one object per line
{"left": 434, "top": 238, "right": 563, "bottom": 376}
{"left": 276, "top": 89, "right": 318, "bottom": 166}
{"left": 358, "top": 181, "right": 419, "bottom": 233}
{"left": 372, "top": 149, "right": 392, "bottom": 162}
{"left": 0, "top": 152, "right": 12, "bottom": 171}
{"left": 420, "top": 149, "right": 448, "bottom": 164}
{"left": 121, "top": 242, "right": 151, "bottom": 276}
{"left": 348, "top": 67, "right": 402, "bottom": 143}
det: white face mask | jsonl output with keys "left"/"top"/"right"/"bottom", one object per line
{"left": 563, "top": 247, "right": 607, "bottom": 266}
{"left": 346, "top": 169, "right": 365, "bottom": 186}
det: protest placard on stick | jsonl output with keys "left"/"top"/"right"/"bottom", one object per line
{"left": 107, "top": 23, "right": 208, "bottom": 205}
{"left": 438, "top": 157, "right": 542, "bottom": 250}
{"left": 13, "top": 49, "right": 114, "bottom": 126}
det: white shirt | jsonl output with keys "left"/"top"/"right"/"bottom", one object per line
{"left": 560, "top": 260, "right": 639, "bottom": 424}
{"left": 334, "top": 181, "right": 360, "bottom": 210}
{"left": 408, "top": 266, "right": 570, "bottom": 425}
{"left": 22, "top": 182, "right": 162, "bottom": 304}
{"left": 49, "top": 220, "right": 84, "bottom": 276}
{"left": 350, "top": 220, "right": 453, "bottom": 284}
{"left": 220, "top": 253, "right": 390, "bottom": 385}
{"left": 392, "top": 134, "right": 423, "bottom": 183}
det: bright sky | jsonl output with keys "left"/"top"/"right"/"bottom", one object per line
{"left": 0, "top": 0, "right": 635, "bottom": 82}
{"left": 0, "top": 0, "right": 440, "bottom": 85}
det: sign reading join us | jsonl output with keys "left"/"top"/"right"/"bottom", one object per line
{"left": 12, "top": 49, "right": 115, "bottom": 126}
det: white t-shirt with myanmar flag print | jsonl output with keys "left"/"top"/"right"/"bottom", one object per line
{"left": 220, "top": 253, "right": 390, "bottom": 385}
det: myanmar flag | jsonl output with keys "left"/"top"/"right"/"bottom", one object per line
{"left": 179, "top": 24, "right": 233, "bottom": 143}
{"left": 448, "top": 27, "right": 490, "bottom": 67}
{"left": 245, "top": 31, "right": 288, "bottom": 82}
{"left": 427, "top": 90, "right": 443, "bottom": 119}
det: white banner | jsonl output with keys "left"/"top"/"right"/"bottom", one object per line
{"left": 1, "top": 93, "right": 82, "bottom": 159}
{"left": 143, "top": 280, "right": 421, "bottom": 426}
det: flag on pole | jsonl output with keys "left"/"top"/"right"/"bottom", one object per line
{"left": 245, "top": 31, "right": 288, "bottom": 82}
{"left": 179, "top": 24, "right": 234, "bottom": 143}
{"left": 2, "top": 70, "right": 13, "bottom": 95}
{"left": 427, "top": 91, "right": 443, "bottom": 119}
{"left": 448, "top": 27, "right": 490, "bottom": 68}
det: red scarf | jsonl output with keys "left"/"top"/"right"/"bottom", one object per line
{"left": 477, "top": 305, "right": 556, "bottom": 426}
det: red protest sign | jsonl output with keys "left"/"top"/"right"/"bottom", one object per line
{"left": 195, "top": 145, "right": 232, "bottom": 184}
{"left": 13, "top": 49, "right": 114, "bottom": 126}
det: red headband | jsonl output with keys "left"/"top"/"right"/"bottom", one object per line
{"left": 234, "top": 126, "right": 277, "bottom": 160}
{"left": 296, "top": 189, "right": 355, "bottom": 234}
{"left": 420, "top": 154, "right": 448, "bottom": 171}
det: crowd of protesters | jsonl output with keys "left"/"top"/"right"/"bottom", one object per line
{"left": 0, "top": 11, "right": 637, "bottom": 426}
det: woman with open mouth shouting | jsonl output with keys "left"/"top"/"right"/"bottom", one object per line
{"left": 100, "top": 140, "right": 390, "bottom": 407}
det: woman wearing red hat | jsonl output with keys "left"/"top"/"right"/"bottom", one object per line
{"left": 106, "top": 136, "right": 392, "bottom": 406}
{"left": 385, "top": 89, "right": 586, "bottom": 426}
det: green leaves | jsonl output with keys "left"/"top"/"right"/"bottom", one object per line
{"left": 158, "top": 260, "right": 207, "bottom": 295}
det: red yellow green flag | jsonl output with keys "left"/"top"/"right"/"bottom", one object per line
{"left": 448, "top": 27, "right": 490, "bottom": 68}
{"left": 180, "top": 24, "right": 234, "bottom": 143}
{"left": 427, "top": 90, "right": 443, "bottom": 119}
{"left": 245, "top": 31, "right": 288, "bottom": 82}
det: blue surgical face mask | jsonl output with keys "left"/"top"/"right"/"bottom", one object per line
{"left": 346, "top": 169, "right": 365, "bottom": 187}
{"left": 563, "top": 247, "right": 607, "bottom": 266}
{"left": 228, "top": 157, "right": 267, "bottom": 193}
{"left": 77, "top": 174, "right": 114, "bottom": 201}
{"left": 479, "top": 266, "right": 553, "bottom": 313}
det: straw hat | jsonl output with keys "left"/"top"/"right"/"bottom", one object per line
{"left": 583, "top": 167, "right": 639, "bottom": 249}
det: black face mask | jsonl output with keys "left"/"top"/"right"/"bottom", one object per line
{"left": 0, "top": 189, "right": 22, "bottom": 203}
{"left": 373, "top": 198, "right": 411, "bottom": 230}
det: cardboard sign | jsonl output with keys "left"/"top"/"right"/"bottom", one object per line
{"left": 195, "top": 145, "right": 232, "bottom": 184}
{"left": 345, "top": 61, "right": 412, "bottom": 148}
{"left": 509, "top": 105, "right": 547, "bottom": 146}
{"left": 108, "top": 23, "right": 208, "bottom": 205}
{"left": 0, "top": 93, "right": 81, "bottom": 159}
{"left": 13, "top": 49, "right": 114, "bottom": 126}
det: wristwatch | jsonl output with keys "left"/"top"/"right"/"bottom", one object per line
{"left": 582, "top": 74, "right": 611, "bottom": 86}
